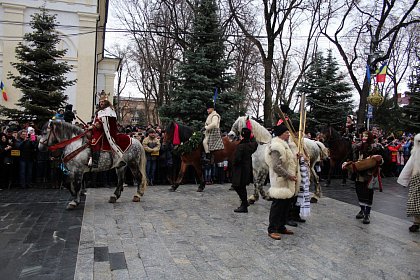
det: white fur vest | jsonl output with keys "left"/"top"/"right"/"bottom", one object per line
{"left": 265, "top": 137, "right": 300, "bottom": 199}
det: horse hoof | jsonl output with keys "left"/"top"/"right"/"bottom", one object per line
{"left": 197, "top": 187, "right": 204, "bottom": 192}
{"left": 132, "top": 196, "right": 140, "bottom": 202}
{"left": 310, "top": 197, "right": 318, "bottom": 203}
{"left": 109, "top": 196, "right": 117, "bottom": 203}
{"left": 169, "top": 186, "right": 177, "bottom": 192}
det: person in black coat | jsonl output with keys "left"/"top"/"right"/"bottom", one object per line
{"left": 63, "top": 104, "right": 76, "bottom": 123}
{"left": 231, "top": 127, "right": 258, "bottom": 213}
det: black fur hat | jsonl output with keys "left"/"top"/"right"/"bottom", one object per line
{"left": 206, "top": 101, "right": 215, "bottom": 109}
{"left": 273, "top": 124, "right": 289, "bottom": 137}
{"left": 280, "top": 104, "right": 290, "bottom": 114}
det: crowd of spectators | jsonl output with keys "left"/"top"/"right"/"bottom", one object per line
{"left": 0, "top": 119, "right": 231, "bottom": 190}
{"left": 0, "top": 116, "right": 416, "bottom": 190}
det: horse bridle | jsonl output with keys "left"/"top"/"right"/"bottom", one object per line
{"left": 39, "top": 122, "right": 58, "bottom": 146}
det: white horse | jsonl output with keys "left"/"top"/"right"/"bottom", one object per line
{"left": 229, "top": 116, "right": 329, "bottom": 203}
{"left": 38, "top": 121, "right": 148, "bottom": 209}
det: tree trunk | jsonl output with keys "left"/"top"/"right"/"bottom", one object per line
{"left": 263, "top": 58, "right": 273, "bottom": 127}
{"left": 357, "top": 78, "right": 370, "bottom": 127}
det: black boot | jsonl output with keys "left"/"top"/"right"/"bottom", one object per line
{"left": 234, "top": 186, "right": 248, "bottom": 213}
{"left": 234, "top": 204, "right": 248, "bottom": 213}
{"left": 363, "top": 206, "right": 371, "bottom": 224}
{"left": 91, "top": 151, "right": 100, "bottom": 168}
{"left": 363, "top": 215, "right": 370, "bottom": 224}
{"left": 356, "top": 206, "right": 365, "bottom": 219}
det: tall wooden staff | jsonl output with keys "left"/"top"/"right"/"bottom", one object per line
{"left": 298, "top": 93, "right": 307, "bottom": 155}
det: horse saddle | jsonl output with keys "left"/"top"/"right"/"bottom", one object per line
{"left": 115, "top": 133, "right": 132, "bottom": 153}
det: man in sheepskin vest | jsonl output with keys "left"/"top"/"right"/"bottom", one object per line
{"left": 203, "top": 101, "right": 224, "bottom": 162}
{"left": 266, "top": 124, "right": 300, "bottom": 240}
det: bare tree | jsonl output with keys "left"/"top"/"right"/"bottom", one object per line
{"left": 228, "top": 0, "right": 299, "bottom": 126}
{"left": 105, "top": 44, "right": 130, "bottom": 121}
{"left": 115, "top": 0, "right": 180, "bottom": 124}
{"left": 386, "top": 23, "right": 418, "bottom": 105}
{"left": 228, "top": 0, "right": 322, "bottom": 126}
{"left": 317, "top": 0, "right": 419, "bottom": 125}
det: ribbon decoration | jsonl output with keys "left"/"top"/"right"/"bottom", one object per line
{"left": 173, "top": 122, "right": 181, "bottom": 145}
{"left": 48, "top": 131, "right": 88, "bottom": 151}
{"left": 245, "top": 116, "right": 254, "bottom": 139}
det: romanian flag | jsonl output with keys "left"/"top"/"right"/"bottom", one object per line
{"left": 376, "top": 64, "right": 387, "bottom": 83}
{"left": 0, "top": 81, "right": 7, "bottom": 101}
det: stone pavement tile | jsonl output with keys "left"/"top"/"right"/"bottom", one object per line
{"left": 76, "top": 183, "right": 420, "bottom": 280}
{"left": 93, "top": 262, "right": 111, "bottom": 280}
{"left": 111, "top": 268, "right": 130, "bottom": 280}
{"left": 0, "top": 188, "right": 84, "bottom": 280}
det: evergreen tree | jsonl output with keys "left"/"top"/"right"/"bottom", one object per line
{"left": 298, "top": 50, "right": 353, "bottom": 131}
{"left": 373, "top": 97, "right": 403, "bottom": 133}
{"left": 1, "top": 8, "right": 75, "bottom": 125}
{"left": 160, "top": 0, "right": 241, "bottom": 131}
{"left": 402, "top": 62, "right": 420, "bottom": 133}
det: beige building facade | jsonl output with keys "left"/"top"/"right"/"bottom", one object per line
{"left": 118, "top": 97, "right": 159, "bottom": 127}
{"left": 0, "top": 0, "right": 118, "bottom": 122}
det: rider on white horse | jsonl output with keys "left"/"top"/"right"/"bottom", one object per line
{"left": 89, "top": 91, "right": 126, "bottom": 169}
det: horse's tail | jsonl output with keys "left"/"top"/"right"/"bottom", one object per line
{"left": 139, "top": 143, "right": 148, "bottom": 192}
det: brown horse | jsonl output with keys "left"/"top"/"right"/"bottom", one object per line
{"left": 164, "top": 121, "right": 239, "bottom": 192}
{"left": 320, "top": 125, "right": 353, "bottom": 186}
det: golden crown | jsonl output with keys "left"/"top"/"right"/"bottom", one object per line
{"left": 97, "top": 90, "right": 110, "bottom": 102}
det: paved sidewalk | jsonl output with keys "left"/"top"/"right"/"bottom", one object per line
{"left": 75, "top": 182, "right": 420, "bottom": 280}
{"left": 0, "top": 189, "right": 84, "bottom": 280}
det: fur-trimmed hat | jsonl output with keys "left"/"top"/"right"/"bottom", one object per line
{"left": 273, "top": 124, "right": 289, "bottom": 137}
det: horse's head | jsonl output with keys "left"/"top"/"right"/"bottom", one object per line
{"left": 229, "top": 116, "right": 271, "bottom": 143}
{"left": 228, "top": 117, "right": 242, "bottom": 140}
{"left": 38, "top": 120, "right": 60, "bottom": 151}
{"left": 228, "top": 116, "right": 245, "bottom": 140}
{"left": 164, "top": 121, "right": 175, "bottom": 144}
{"left": 38, "top": 120, "right": 83, "bottom": 151}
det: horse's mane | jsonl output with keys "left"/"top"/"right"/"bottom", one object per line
{"left": 177, "top": 123, "right": 193, "bottom": 141}
{"left": 166, "top": 121, "right": 194, "bottom": 142}
{"left": 232, "top": 116, "right": 272, "bottom": 143}
{"left": 52, "top": 120, "right": 84, "bottom": 139}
